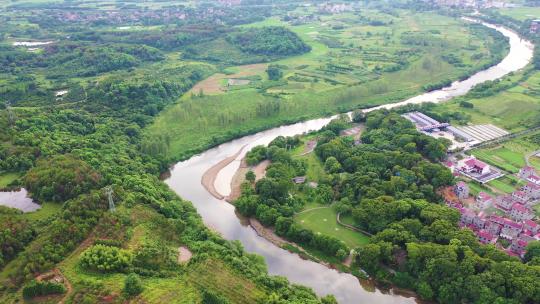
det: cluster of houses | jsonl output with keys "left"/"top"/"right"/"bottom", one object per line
{"left": 428, "top": 0, "right": 513, "bottom": 9}
{"left": 318, "top": 3, "right": 354, "bottom": 14}
{"left": 448, "top": 166, "right": 540, "bottom": 258}
{"left": 45, "top": 5, "right": 241, "bottom": 25}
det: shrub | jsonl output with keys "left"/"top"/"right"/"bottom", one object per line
{"left": 22, "top": 280, "right": 65, "bottom": 299}
{"left": 94, "top": 239, "right": 122, "bottom": 247}
{"left": 123, "top": 273, "right": 144, "bottom": 297}
{"left": 133, "top": 242, "right": 176, "bottom": 270}
{"left": 202, "top": 290, "right": 230, "bottom": 304}
{"left": 79, "top": 244, "right": 132, "bottom": 273}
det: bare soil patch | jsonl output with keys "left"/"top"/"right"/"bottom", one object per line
{"left": 178, "top": 246, "right": 193, "bottom": 264}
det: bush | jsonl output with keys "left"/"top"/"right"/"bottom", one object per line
{"left": 123, "top": 273, "right": 144, "bottom": 297}
{"left": 202, "top": 290, "right": 230, "bottom": 304}
{"left": 22, "top": 280, "right": 65, "bottom": 299}
{"left": 94, "top": 239, "right": 122, "bottom": 247}
{"left": 133, "top": 242, "right": 176, "bottom": 270}
{"left": 459, "top": 100, "right": 474, "bottom": 108}
{"left": 79, "top": 244, "right": 132, "bottom": 273}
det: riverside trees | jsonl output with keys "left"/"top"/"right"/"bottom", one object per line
{"left": 236, "top": 112, "right": 453, "bottom": 260}
{"left": 236, "top": 111, "right": 540, "bottom": 303}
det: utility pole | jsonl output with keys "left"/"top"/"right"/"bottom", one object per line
{"left": 105, "top": 186, "right": 115, "bottom": 212}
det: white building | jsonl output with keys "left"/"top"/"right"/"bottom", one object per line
{"left": 458, "top": 157, "right": 490, "bottom": 175}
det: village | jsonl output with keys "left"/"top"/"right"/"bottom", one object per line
{"left": 403, "top": 111, "right": 540, "bottom": 258}
{"left": 443, "top": 158, "right": 540, "bottom": 258}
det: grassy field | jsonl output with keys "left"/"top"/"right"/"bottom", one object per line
{"left": 432, "top": 70, "right": 540, "bottom": 132}
{"left": 21, "top": 202, "right": 62, "bottom": 221}
{"left": 498, "top": 7, "right": 540, "bottom": 21}
{"left": 295, "top": 207, "right": 370, "bottom": 248}
{"left": 146, "top": 9, "right": 503, "bottom": 160}
{"left": 470, "top": 131, "right": 540, "bottom": 174}
{"left": 487, "top": 176, "right": 524, "bottom": 194}
{"left": 0, "top": 172, "right": 20, "bottom": 188}
{"left": 471, "top": 146, "right": 526, "bottom": 173}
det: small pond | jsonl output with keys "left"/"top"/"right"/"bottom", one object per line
{"left": 0, "top": 188, "right": 41, "bottom": 212}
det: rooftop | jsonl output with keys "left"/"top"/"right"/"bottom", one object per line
{"left": 464, "top": 158, "right": 487, "bottom": 169}
{"left": 525, "top": 182, "right": 540, "bottom": 190}
{"left": 524, "top": 219, "right": 539, "bottom": 228}
{"left": 477, "top": 192, "right": 492, "bottom": 202}
{"left": 512, "top": 203, "right": 531, "bottom": 214}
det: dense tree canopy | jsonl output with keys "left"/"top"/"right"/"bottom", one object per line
{"left": 227, "top": 26, "right": 311, "bottom": 56}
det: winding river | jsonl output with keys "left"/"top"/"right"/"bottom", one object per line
{"left": 165, "top": 20, "right": 533, "bottom": 303}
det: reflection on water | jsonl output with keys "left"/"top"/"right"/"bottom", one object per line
{"left": 165, "top": 21, "right": 532, "bottom": 304}
{"left": 0, "top": 188, "right": 40, "bottom": 212}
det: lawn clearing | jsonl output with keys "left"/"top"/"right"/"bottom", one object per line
{"left": 0, "top": 172, "right": 21, "bottom": 188}
{"left": 21, "top": 202, "right": 62, "bottom": 221}
{"left": 295, "top": 207, "right": 370, "bottom": 248}
{"left": 189, "top": 63, "right": 268, "bottom": 95}
{"left": 471, "top": 147, "right": 525, "bottom": 173}
{"left": 295, "top": 152, "right": 327, "bottom": 183}
{"left": 487, "top": 175, "right": 524, "bottom": 194}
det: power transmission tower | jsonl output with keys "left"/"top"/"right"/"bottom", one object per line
{"left": 105, "top": 186, "right": 115, "bottom": 212}
{"left": 6, "top": 101, "right": 15, "bottom": 126}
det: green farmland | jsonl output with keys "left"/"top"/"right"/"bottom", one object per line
{"left": 147, "top": 9, "right": 508, "bottom": 160}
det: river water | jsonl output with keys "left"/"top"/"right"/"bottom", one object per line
{"left": 165, "top": 21, "right": 533, "bottom": 303}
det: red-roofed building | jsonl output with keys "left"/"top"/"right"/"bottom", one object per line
{"left": 460, "top": 208, "right": 476, "bottom": 226}
{"left": 495, "top": 195, "right": 515, "bottom": 211}
{"left": 502, "top": 217, "right": 522, "bottom": 232}
{"left": 510, "top": 238, "right": 529, "bottom": 257}
{"left": 524, "top": 220, "right": 540, "bottom": 234}
{"left": 475, "top": 192, "right": 492, "bottom": 209}
{"left": 459, "top": 157, "right": 490, "bottom": 175}
{"left": 486, "top": 221, "right": 502, "bottom": 235}
{"left": 519, "top": 166, "right": 537, "bottom": 179}
{"left": 512, "top": 190, "right": 529, "bottom": 202}
{"left": 522, "top": 182, "right": 540, "bottom": 199}
{"left": 477, "top": 230, "right": 497, "bottom": 244}
{"left": 489, "top": 215, "right": 506, "bottom": 226}
{"left": 510, "top": 203, "right": 534, "bottom": 221}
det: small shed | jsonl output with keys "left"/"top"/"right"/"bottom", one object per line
{"left": 292, "top": 176, "right": 306, "bottom": 184}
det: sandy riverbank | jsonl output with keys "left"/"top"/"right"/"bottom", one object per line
{"left": 201, "top": 147, "right": 245, "bottom": 200}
